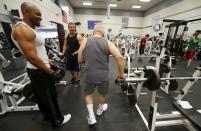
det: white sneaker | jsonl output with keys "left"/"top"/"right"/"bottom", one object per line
{"left": 87, "top": 116, "right": 97, "bottom": 125}
{"left": 61, "top": 114, "right": 71, "bottom": 125}
{"left": 96, "top": 103, "right": 108, "bottom": 116}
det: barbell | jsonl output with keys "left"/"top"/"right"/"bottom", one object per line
{"left": 116, "top": 66, "right": 200, "bottom": 106}
{"left": 117, "top": 66, "right": 201, "bottom": 91}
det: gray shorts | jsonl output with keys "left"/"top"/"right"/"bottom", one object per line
{"left": 84, "top": 81, "right": 109, "bottom": 96}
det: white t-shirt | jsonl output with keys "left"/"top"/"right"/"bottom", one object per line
{"left": 11, "top": 22, "right": 49, "bottom": 69}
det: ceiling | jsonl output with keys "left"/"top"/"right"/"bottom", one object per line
{"left": 69, "top": 0, "right": 164, "bottom": 11}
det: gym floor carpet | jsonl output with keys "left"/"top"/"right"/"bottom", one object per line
{"left": 0, "top": 56, "right": 200, "bottom": 131}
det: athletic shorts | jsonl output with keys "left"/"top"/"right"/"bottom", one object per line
{"left": 66, "top": 57, "right": 80, "bottom": 71}
{"left": 186, "top": 51, "right": 196, "bottom": 60}
{"left": 84, "top": 81, "right": 109, "bottom": 96}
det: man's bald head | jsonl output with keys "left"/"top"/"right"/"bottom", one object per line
{"left": 21, "top": 2, "right": 42, "bottom": 27}
{"left": 21, "top": 2, "right": 37, "bottom": 15}
{"left": 93, "top": 23, "right": 105, "bottom": 37}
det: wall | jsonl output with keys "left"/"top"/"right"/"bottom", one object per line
{"left": 0, "top": 0, "right": 68, "bottom": 27}
{"left": 1, "top": 0, "right": 199, "bottom": 38}
{"left": 166, "top": 8, "right": 201, "bottom": 38}
{"left": 74, "top": 8, "right": 143, "bottom": 36}
{"left": 142, "top": 0, "right": 201, "bottom": 37}
{"left": 68, "top": 5, "right": 74, "bottom": 23}
{"left": 0, "top": 0, "right": 7, "bottom": 15}
{"left": 58, "top": 0, "right": 74, "bottom": 28}
{"left": 74, "top": 14, "right": 143, "bottom": 36}
{"left": 0, "top": 23, "right": 3, "bottom": 32}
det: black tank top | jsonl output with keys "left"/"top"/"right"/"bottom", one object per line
{"left": 66, "top": 33, "right": 79, "bottom": 58}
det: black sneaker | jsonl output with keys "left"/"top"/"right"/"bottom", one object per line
{"left": 68, "top": 77, "right": 76, "bottom": 84}
{"left": 72, "top": 80, "right": 80, "bottom": 87}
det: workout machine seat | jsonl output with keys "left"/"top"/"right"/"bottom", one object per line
{"left": 173, "top": 101, "right": 201, "bottom": 130}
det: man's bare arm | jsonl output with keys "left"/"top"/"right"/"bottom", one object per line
{"left": 108, "top": 40, "right": 125, "bottom": 78}
{"left": 77, "top": 34, "right": 84, "bottom": 45}
{"left": 62, "top": 38, "right": 67, "bottom": 56}
{"left": 13, "top": 25, "right": 54, "bottom": 75}
{"left": 78, "top": 38, "right": 87, "bottom": 63}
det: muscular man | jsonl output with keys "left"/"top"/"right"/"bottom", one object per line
{"left": 78, "top": 23, "right": 125, "bottom": 125}
{"left": 11, "top": 2, "right": 71, "bottom": 128}
{"left": 62, "top": 22, "right": 83, "bottom": 87}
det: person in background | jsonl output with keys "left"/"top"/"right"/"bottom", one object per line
{"left": 186, "top": 32, "right": 201, "bottom": 67}
{"left": 61, "top": 22, "right": 83, "bottom": 87}
{"left": 139, "top": 34, "right": 149, "bottom": 55}
{"left": 139, "top": 34, "right": 149, "bottom": 61}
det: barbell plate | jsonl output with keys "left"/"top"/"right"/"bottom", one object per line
{"left": 143, "top": 67, "right": 161, "bottom": 91}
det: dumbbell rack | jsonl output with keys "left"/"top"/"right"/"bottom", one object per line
{"left": 0, "top": 72, "right": 38, "bottom": 115}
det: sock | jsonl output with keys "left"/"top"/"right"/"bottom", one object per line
{"left": 87, "top": 104, "right": 95, "bottom": 117}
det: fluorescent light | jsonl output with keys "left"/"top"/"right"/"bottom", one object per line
{"left": 109, "top": 4, "right": 117, "bottom": 7}
{"left": 83, "top": 2, "right": 92, "bottom": 6}
{"left": 132, "top": 5, "right": 141, "bottom": 8}
{"left": 140, "top": 0, "right": 151, "bottom": 2}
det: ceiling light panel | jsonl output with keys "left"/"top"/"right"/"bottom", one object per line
{"left": 132, "top": 5, "right": 141, "bottom": 8}
{"left": 140, "top": 0, "right": 151, "bottom": 2}
{"left": 83, "top": 2, "right": 92, "bottom": 6}
{"left": 109, "top": 4, "right": 117, "bottom": 7}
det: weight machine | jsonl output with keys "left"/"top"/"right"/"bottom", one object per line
{"left": 0, "top": 54, "right": 38, "bottom": 115}
{"left": 124, "top": 69, "right": 201, "bottom": 130}
{"left": 120, "top": 47, "right": 201, "bottom": 130}
{"left": 162, "top": 17, "right": 201, "bottom": 63}
{"left": 115, "top": 17, "right": 201, "bottom": 130}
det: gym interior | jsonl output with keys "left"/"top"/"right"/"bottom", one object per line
{"left": 0, "top": 0, "right": 201, "bottom": 131}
